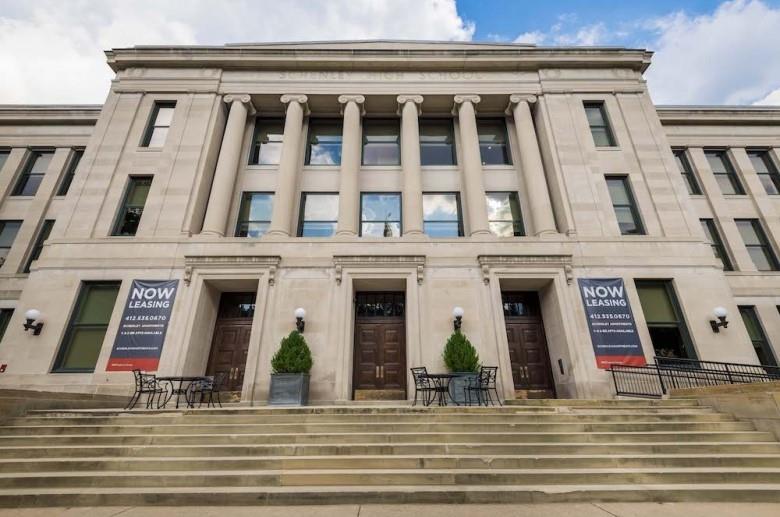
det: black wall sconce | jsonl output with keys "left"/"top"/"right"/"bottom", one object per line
{"left": 710, "top": 306, "right": 729, "bottom": 333}
{"left": 452, "top": 306, "right": 464, "bottom": 332}
{"left": 294, "top": 307, "right": 306, "bottom": 333}
{"left": 23, "top": 309, "right": 44, "bottom": 336}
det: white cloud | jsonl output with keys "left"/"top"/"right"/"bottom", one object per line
{"left": 754, "top": 88, "right": 780, "bottom": 106}
{"left": 0, "top": 0, "right": 474, "bottom": 104}
{"left": 513, "top": 20, "right": 607, "bottom": 46}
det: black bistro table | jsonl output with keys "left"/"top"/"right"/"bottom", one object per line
{"left": 156, "top": 376, "right": 210, "bottom": 409}
{"left": 423, "top": 373, "right": 458, "bottom": 406}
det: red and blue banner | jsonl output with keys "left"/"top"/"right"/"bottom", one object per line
{"left": 578, "top": 278, "right": 646, "bottom": 369}
{"left": 106, "top": 279, "right": 178, "bottom": 372}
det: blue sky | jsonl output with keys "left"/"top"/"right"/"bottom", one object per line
{"left": 1, "top": 0, "right": 780, "bottom": 106}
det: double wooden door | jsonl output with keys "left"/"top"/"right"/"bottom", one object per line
{"left": 205, "top": 292, "right": 256, "bottom": 393}
{"left": 503, "top": 292, "right": 556, "bottom": 398}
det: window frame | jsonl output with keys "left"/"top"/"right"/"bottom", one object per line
{"left": 57, "top": 148, "right": 84, "bottom": 196}
{"left": 12, "top": 149, "right": 54, "bottom": 197}
{"left": 235, "top": 192, "right": 274, "bottom": 238}
{"left": 140, "top": 101, "right": 176, "bottom": 148}
{"left": 700, "top": 218, "right": 734, "bottom": 271}
{"left": 359, "top": 192, "right": 402, "bottom": 237}
{"left": 52, "top": 281, "right": 121, "bottom": 374}
{"left": 249, "top": 117, "right": 285, "bottom": 165}
{"left": 111, "top": 176, "right": 153, "bottom": 237}
{"left": 605, "top": 175, "right": 645, "bottom": 235}
{"left": 485, "top": 191, "right": 525, "bottom": 237}
{"left": 419, "top": 118, "right": 457, "bottom": 166}
{"left": 297, "top": 192, "right": 340, "bottom": 238}
{"left": 0, "top": 308, "right": 13, "bottom": 343}
{"left": 635, "top": 279, "right": 697, "bottom": 360}
{"left": 304, "top": 118, "right": 343, "bottom": 166}
{"left": 583, "top": 101, "right": 617, "bottom": 148}
{"left": 0, "top": 220, "right": 23, "bottom": 259}
{"left": 735, "top": 218, "right": 780, "bottom": 271}
{"left": 673, "top": 149, "right": 702, "bottom": 195}
{"left": 705, "top": 150, "right": 745, "bottom": 195}
{"left": 747, "top": 149, "right": 780, "bottom": 196}
{"left": 738, "top": 306, "right": 778, "bottom": 367}
{"left": 476, "top": 118, "right": 512, "bottom": 166}
{"left": 361, "top": 118, "right": 401, "bottom": 166}
{"left": 422, "top": 192, "right": 464, "bottom": 238}
{"left": 23, "top": 219, "right": 55, "bottom": 274}
{"left": 0, "top": 149, "right": 10, "bottom": 172}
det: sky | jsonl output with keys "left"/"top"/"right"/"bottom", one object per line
{"left": 1, "top": 0, "right": 779, "bottom": 106}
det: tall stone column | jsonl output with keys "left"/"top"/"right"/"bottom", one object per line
{"left": 454, "top": 94, "right": 490, "bottom": 236}
{"left": 508, "top": 95, "right": 557, "bottom": 236}
{"left": 336, "top": 95, "right": 365, "bottom": 236}
{"left": 201, "top": 94, "right": 255, "bottom": 236}
{"left": 397, "top": 95, "right": 424, "bottom": 236}
{"left": 267, "top": 94, "right": 309, "bottom": 237}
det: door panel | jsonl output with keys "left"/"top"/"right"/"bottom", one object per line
{"left": 205, "top": 292, "right": 256, "bottom": 394}
{"left": 503, "top": 292, "right": 555, "bottom": 398}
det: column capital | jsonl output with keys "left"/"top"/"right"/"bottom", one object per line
{"left": 396, "top": 95, "right": 424, "bottom": 116}
{"left": 280, "top": 94, "right": 310, "bottom": 115}
{"left": 338, "top": 94, "right": 366, "bottom": 115}
{"left": 506, "top": 94, "right": 537, "bottom": 114}
{"left": 453, "top": 94, "right": 481, "bottom": 106}
{"left": 223, "top": 94, "right": 256, "bottom": 115}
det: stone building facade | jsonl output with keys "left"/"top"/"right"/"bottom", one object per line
{"left": 0, "top": 41, "right": 778, "bottom": 402}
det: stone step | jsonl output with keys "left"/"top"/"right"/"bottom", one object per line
{"left": 3, "top": 453, "right": 780, "bottom": 473}
{"left": 3, "top": 441, "right": 779, "bottom": 459}
{"left": 0, "top": 430, "right": 773, "bottom": 447}
{"left": 0, "top": 420, "right": 754, "bottom": 436}
{"left": 4, "top": 467, "right": 780, "bottom": 489}
{"left": 504, "top": 399, "right": 700, "bottom": 407}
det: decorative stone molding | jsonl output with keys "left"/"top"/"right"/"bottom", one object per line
{"left": 182, "top": 255, "right": 281, "bottom": 286}
{"left": 332, "top": 255, "right": 426, "bottom": 285}
{"left": 505, "top": 94, "right": 537, "bottom": 114}
{"left": 453, "top": 94, "right": 481, "bottom": 105}
{"left": 223, "top": 94, "right": 256, "bottom": 115}
{"left": 396, "top": 94, "right": 424, "bottom": 116}
{"left": 477, "top": 254, "right": 574, "bottom": 285}
{"left": 338, "top": 94, "right": 366, "bottom": 115}
{"left": 280, "top": 94, "right": 310, "bottom": 115}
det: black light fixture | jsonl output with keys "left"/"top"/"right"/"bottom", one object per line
{"left": 294, "top": 307, "right": 306, "bottom": 333}
{"left": 452, "top": 306, "right": 464, "bottom": 332}
{"left": 23, "top": 309, "right": 44, "bottom": 335}
{"left": 710, "top": 306, "right": 729, "bottom": 333}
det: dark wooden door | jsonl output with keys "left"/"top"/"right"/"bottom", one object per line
{"left": 503, "top": 292, "right": 556, "bottom": 398}
{"left": 352, "top": 292, "right": 406, "bottom": 395}
{"left": 205, "top": 292, "right": 256, "bottom": 393}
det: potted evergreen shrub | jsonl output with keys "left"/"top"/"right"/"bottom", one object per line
{"left": 269, "top": 330, "right": 313, "bottom": 405}
{"left": 442, "top": 330, "right": 480, "bottom": 405}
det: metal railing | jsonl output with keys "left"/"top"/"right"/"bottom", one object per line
{"left": 609, "top": 356, "right": 780, "bottom": 398}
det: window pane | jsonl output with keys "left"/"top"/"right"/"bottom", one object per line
{"left": 240, "top": 193, "right": 273, "bottom": 222}
{"left": 736, "top": 220, "right": 762, "bottom": 245}
{"left": 252, "top": 120, "right": 285, "bottom": 165}
{"left": 0, "top": 221, "right": 22, "bottom": 253}
{"left": 147, "top": 127, "right": 168, "bottom": 148}
{"left": 748, "top": 247, "right": 774, "bottom": 271}
{"left": 155, "top": 106, "right": 175, "bottom": 127}
{"left": 477, "top": 120, "right": 511, "bottom": 165}
{"left": 606, "top": 178, "right": 631, "bottom": 205}
{"left": 0, "top": 309, "right": 13, "bottom": 342}
{"left": 420, "top": 120, "right": 455, "bottom": 166}
{"left": 647, "top": 326, "right": 688, "bottom": 359}
{"left": 307, "top": 121, "right": 342, "bottom": 165}
{"left": 584, "top": 103, "right": 615, "bottom": 147}
{"left": 749, "top": 153, "right": 769, "bottom": 174}
{"left": 614, "top": 206, "right": 640, "bottom": 234}
{"left": 59, "top": 328, "right": 107, "bottom": 371}
{"left": 706, "top": 153, "right": 728, "bottom": 174}
{"left": 302, "top": 222, "right": 336, "bottom": 237}
{"left": 258, "top": 143, "right": 283, "bottom": 165}
{"left": 584, "top": 105, "right": 606, "bottom": 126}
{"left": 423, "top": 221, "right": 460, "bottom": 237}
{"left": 362, "top": 222, "right": 401, "bottom": 237}
{"left": 636, "top": 284, "right": 677, "bottom": 323}
{"left": 361, "top": 194, "right": 401, "bottom": 222}
{"left": 714, "top": 173, "right": 738, "bottom": 195}
{"left": 237, "top": 222, "right": 269, "bottom": 238}
{"left": 0, "top": 151, "right": 8, "bottom": 171}
{"left": 58, "top": 150, "right": 83, "bottom": 196}
{"left": 590, "top": 128, "right": 613, "bottom": 148}
{"left": 759, "top": 174, "right": 780, "bottom": 195}
{"left": 363, "top": 120, "right": 400, "bottom": 165}
{"left": 29, "top": 152, "right": 53, "bottom": 174}
{"left": 127, "top": 179, "right": 152, "bottom": 206}
{"left": 489, "top": 221, "right": 517, "bottom": 237}
{"left": 303, "top": 194, "right": 339, "bottom": 220}
{"left": 76, "top": 285, "right": 121, "bottom": 325}
{"left": 486, "top": 192, "right": 514, "bottom": 220}
{"left": 17, "top": 175, "right": 43, "bottom": 196}
{"left": 423, "top": 194, "right": 459, "bottom": 221}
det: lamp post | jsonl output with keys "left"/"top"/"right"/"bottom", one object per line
{"left": 452, "top": 306, "right": 464, "bottom": 332}
{"left": 295, "top": 307, "right": 306, "bottom": 333}
{"left": 710, "top": 306, "right": 729, "bottom": 333}
{"left": 23, "top": 309, "right": 44, "bottom": 335}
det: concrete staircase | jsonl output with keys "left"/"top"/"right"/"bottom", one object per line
{"left": 1, "top": 399, "right": 780, "bottom": 506}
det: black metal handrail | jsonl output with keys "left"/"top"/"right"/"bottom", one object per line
{"left": 609, "top": 356, "right": 780, "bottom": 398}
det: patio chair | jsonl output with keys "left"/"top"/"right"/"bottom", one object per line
{"left": 410, "top": 367, "right": 435, "bottom": 407}
{"left": 187, "top": 371, "right": 226, "bottom": 408}
{"left": 464, "top": 366, "right": 502, "bottom": 406}
{"left": 126, "top": 369, "right": 164, "bottom": 410}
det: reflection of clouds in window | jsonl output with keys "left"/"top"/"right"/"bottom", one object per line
{"left": 486, "top": 194, "right": 511, "bottom": 220}
{"left": 248, "top": 195, "right": 273, "bottom": 220}
{"left": 362, "top": 194, "right": 400, "bottom": 221}
{"left": 362, "top": 222, "right": 401, "bottom": 237}
{"left": 309, "top": 145, "right": 340, "bottom": 165}
{"left": 423, "top": 194, "right": 458, "bottom": 220}
{"left": 258, "top": 143, "right": 282, "bottom": 165}
{"left": 304, "top": 194, "right": 339, "bottom": 220}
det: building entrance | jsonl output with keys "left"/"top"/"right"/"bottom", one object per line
{"left": 205, "top": 292, "right": 256, "bottom": 397}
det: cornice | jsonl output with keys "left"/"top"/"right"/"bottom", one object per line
{"left": 657, "top": 106, "right": 780, "bottom": 126}
{"left": 332, "top": 255, "right": 426, "bottom": 285}
{"left": 0, "top": 105, "right": 101, "bottom": 125}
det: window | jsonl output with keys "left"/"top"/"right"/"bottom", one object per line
{"left": 0, "top": 308, "right": 13, "bottom": 343}
{"left": 235, "top": 193, "right": 273, "bottom": 237}
{"left": 0, "top": 149, "right": 9, "bottom": 171}
{"left": 112, "top": 176, "right": 152, "bottom": 236}
{"left": 635, "top": 280, "right": 696, "bottom": 360}
{"left": 739, "top": 306, "right": 778, "bottom": 367}
{"left": 13, "top": 150, "right": 53, "bottom": 196}
{"left": 52, "top": 282, "right": 120, "bottom": 373}
{"left": 477, "top": 119, "right": 511, "bottom": 165}
{"left": 674, "top": 149, "right": 701, "bottom": 195}
{"left": 250, "top": 119, "right": 285, "bottom": 165}
{"left": 361, "top": 193, "right": 401, "bottom": 237}
{"left": 419, "top": 119, "right": 456, "bottom": 166}
{"left": 57, "top": 149, "right": 83, "bottom": 196}
{"left": 423, "top": 193, "right": 463, "bottom": 237}
{"left": 748, "top": 150, "right": 780, "bottom": 196}
{"left": 0, "top": 220, "right": 22, "bottom": 259}
{"left": 23, "top": 220, "right": 54, "bottom": 273}
{"left": 584, "top": 102, "right": 616, "bottom": 147}
{"left": 736, "top": 219, "right": 779, "bottom": 271}
{"left": 486, "top": 192, "right": 525, "bottom": 237}
{"left": 141, "top": 102, "right": 175, "bottom": 148}
{"left": 705, "top": 151, "right": 744, "bottom": 195}
{"left": 700, "top": 219, "right": 733, "bottom": 271}
{"left": 298, "top": 193, "right": 339, "bottom": 237}
{"left": 362, "top": 119, "right": 400, "bottom": 166}
{"left": 305, "top": 119, "right": 342, "bottom": 165}
{"left": 606, "top": 176, "right": 644, "bottom": 235}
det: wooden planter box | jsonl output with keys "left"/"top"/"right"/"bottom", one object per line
{"left": 269, "top": 373, "right": 310, "bottom": 406}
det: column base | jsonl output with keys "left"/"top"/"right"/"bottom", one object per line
{"left": 199, "top": 230, "right": 226, "bottom": 237}
{"left": 469, "top": 229, "right": 493, "bottom": 237}
{"left": 535, "top": 229, "right": 560, "bottom": 239}
{"left": 265, "top": 230, "right": 291, "bottom": 237}
{"left": 335, "top": 230, "right": 358, "bottom": 237}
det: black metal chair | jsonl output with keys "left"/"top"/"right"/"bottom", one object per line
{"left": 464, "top": 366, "right": 501, "bottom": 406}
{"left": 126, "top": 369, "right": 164, "bottom": 410}
{"left": 187, "top": 371, "right": 226, "bottom": 408}
{"left": 410, "top": 367, "right": 435, "bottom": 407}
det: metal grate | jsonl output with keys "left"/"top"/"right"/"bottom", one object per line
{"left": 355, "top": 292, "right": 405, "bottom": 318}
